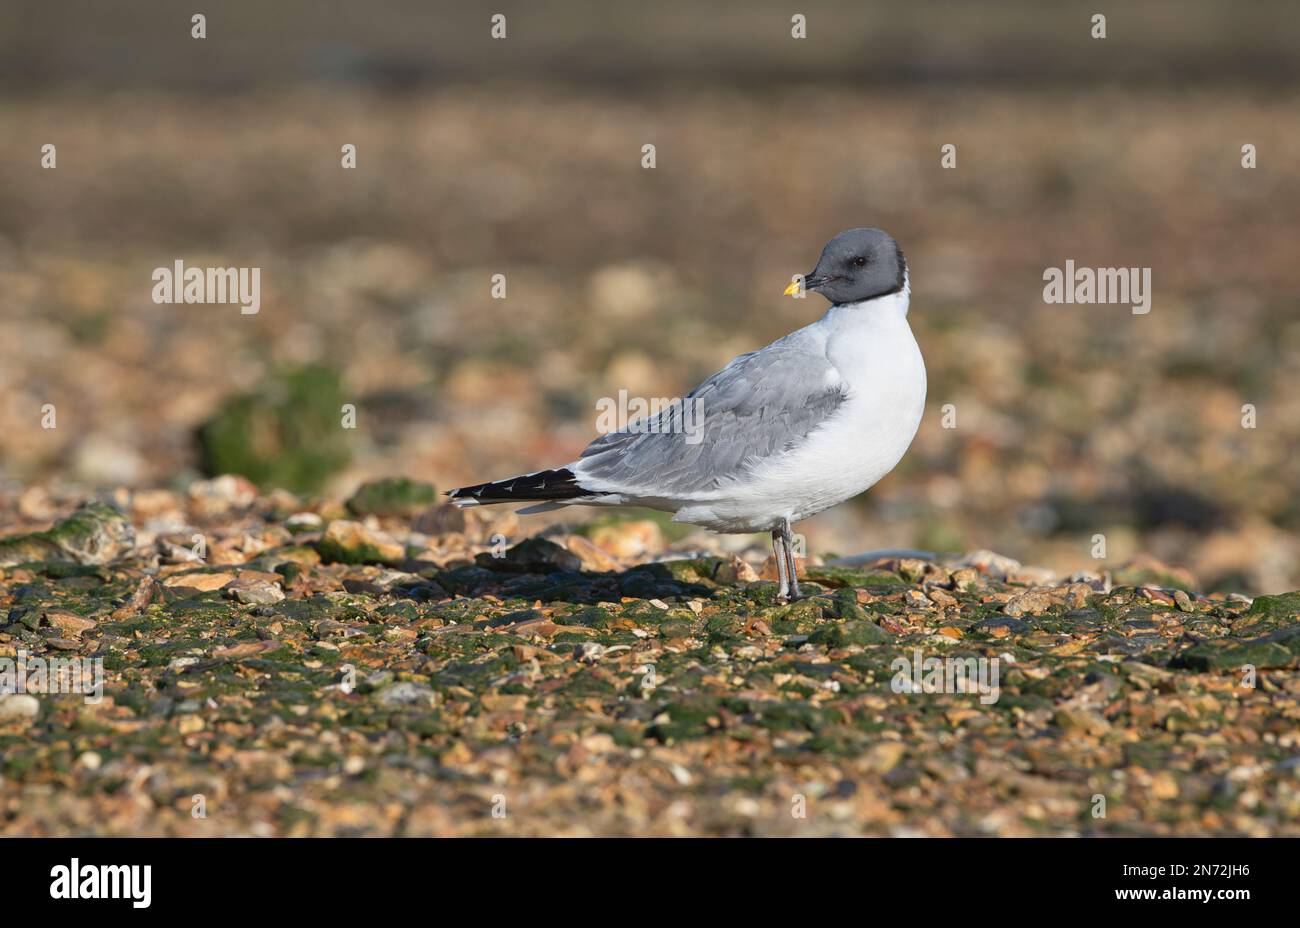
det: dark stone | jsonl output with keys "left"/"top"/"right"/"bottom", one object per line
{"left": 476, "top": 537, "right": 581, "bottom": 574}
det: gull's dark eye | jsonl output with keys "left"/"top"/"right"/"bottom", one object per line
{"left": 852, "top": 256, "right": 867, "bottom": 268}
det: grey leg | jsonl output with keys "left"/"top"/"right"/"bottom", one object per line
{"left": 781, "top": 519, "right": 801, "bottom": 601}
{"left": 771, "top": 529, "right": 790, "bottom": 602}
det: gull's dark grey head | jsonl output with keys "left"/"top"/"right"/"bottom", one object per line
{"left": 786, "top": 228, "right": 906, "bottom": 305}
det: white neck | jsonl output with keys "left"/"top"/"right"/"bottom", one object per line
{"left": 823, "top": 270, "right": 911, "bottom": 327}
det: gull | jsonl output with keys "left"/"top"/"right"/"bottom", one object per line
{"left": 448, "top": 228, "right": 927, "bottom": 602}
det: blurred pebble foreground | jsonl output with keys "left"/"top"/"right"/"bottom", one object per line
{"left": 1, "top": 476, "right": 1298, "bottom": 836}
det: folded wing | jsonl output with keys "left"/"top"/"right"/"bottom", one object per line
{"left": 575, "top": 340, "right": 847, "bottom": 499}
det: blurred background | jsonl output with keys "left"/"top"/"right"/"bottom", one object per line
{"left": 1, "top": 0, "right": 1298, "bottom": 592}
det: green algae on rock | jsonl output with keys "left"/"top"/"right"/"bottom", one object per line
{"left": 0, "top": 501, "right": 134, "bottom": 567}
{"left": 345, "top": 477, "right": 438, "bottom": 518}
{"left": 196, "top": 364, "right": 350, "bottom": 493}
{"left": 315, "top": 520, "right": 406, "bottom": 566}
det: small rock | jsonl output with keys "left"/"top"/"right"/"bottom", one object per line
{"left": 0, "top": 500, "right": 135, "bottom": 567}
{"left": 375, "top": 681, "right": 437, "bottom": 708}
{"left": 43, "top": 609, "right": 97, "bottom": 638}
{"left": 1053, "top": 707, "right": 1111, "bottom": 736}
{"left": 950, "top": 567, "right": 983, "bottom": 592}
{"left": 162, "top": 570, "right": 236, "bottom": 592}
{"left": 110, "top": 575, "right": 157, "bottom": 619}
{"left": 212, "top": 640, "right": 280, "bottom": 660}
{"left": 346, "top": 477, "right": 438, "bottom": 518}
{"left": 589, "top": 520, "right": 664, "bottom": 559}
{"left": 955, "top": 549, "right": 1022, "bottom": 580}
{"left": 413, "top": 502, "right": 467, "bottom": 535}
{"left": 225, "top": 578, "right": 285, "bottom": 605}
{"left": 71, "top": 435, "right": 146, "bottom": 486}
{"left": 1004, "top": 589, "right": 1057, "bottom": 617}
{"left": 0, "top": 694, "right": 40, "bottom": 723}
{"left": 1008, "top": 565, "right": 1057, "bottom": 586}
{"left": 564, "top": 535, "right": 622, "bottom": 572}
{"left": 976, "top": 616, "right": 1030, "bottom": 636}
{"left": 1140, "top": 587, "right": 1177, "bottom": 607}
{"left": 478, "top": 537, "right": 581, "bottom": 574}
{"left": 928, "top": 588, "right": 958, "bottom": 608}
{"left": 317, "top": 520, "right": 406, "bottom": 566}
{"left": 897, "top": 558, "right": 928, "bottom": 583}
{"left": 864, "top": 742, "right": 906, "bottom": 774}
{"left": 904, "top": 589, "right": 934, "bottom": 609}
{"left": 187, "top": 475, "right": 259, "bottom": 515}
{"left": 285, "top": 512, "right": 323, "bottom": 531}
{"left": 714, "top": 555, "right": 760, "bottom": 585}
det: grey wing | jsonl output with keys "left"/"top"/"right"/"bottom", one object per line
{"left": 574, "top": 341, "right": 847, "bottom": 498}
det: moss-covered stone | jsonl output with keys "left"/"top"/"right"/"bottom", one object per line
{"left": 315, "top": 520, "right": 405, "bottom": 566}
{"left": 808, "top": 620, "right": 888, "bottom": 647}
{"left": 1233, "top": 592, "right": 1300, "bottom": 634}
{"left": 829, "top": 587, "right": 872, "bottom": 622}
{"left": 803, "top": 565, "right": 905, "bottom": 589}
{"left": 196, "top": 364, "right": 350, "bottom": 493}
{"left": 660, "top": 557, "right": 722, "bottom": 585}
{"left": 1171, "top": 639, "right": 1294, "bottom": 672}
{"left": 557, "top": 606, "right": 616, "bottom": 629}
{"left": 345, "top": 477, "right": 437, "bottom": 518}
{"left": 0, "top": 501, "right": 134, "bottom": 567}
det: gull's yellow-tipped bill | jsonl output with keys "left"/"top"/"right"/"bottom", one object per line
{"left": 783, "top": 279, "right": 803, "bottom": 296}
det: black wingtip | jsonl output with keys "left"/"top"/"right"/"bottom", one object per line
{"left": 446, "top": 468, "right": 585, "bottom": 503}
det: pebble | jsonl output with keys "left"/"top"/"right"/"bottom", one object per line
{"left": 318, "top": 520, "right": 406, "bottom": 565}
{"left": 163, "top": 571, "right": 236, "bottom": 592}
{"left": 374, "top": 681, "right": 437, "bottom": 708}
{"left": 0, "top": 694, "right": 40, "bottom": 722}
{"left": 285, "top": 512, "right": 323, "bottom": 531}
{"left": 1004, "top": 589, "right": 1057, "bottom": 617}
{"left": 564, "top": 535, "right": 622, "bottom": 572}
{"left": 1053, "top": 707, "right": 1111, "bottom": 736}
{"left": 714, "top": 555, "right": 760, "bottom": 585}
{"left": 589, "top": 520, "right": 664, "bottom": 559}
{"left": 225, "top": 578, "right": 285, "bottom": 605}
{"left": 956, "top": 549, "right": 1022, "bottom": 580}
{"left": 188, "top": 475, "right": 259, "bottom": 515}
{"left": 43, "top": 609, "right": 97, "bottom": 638}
